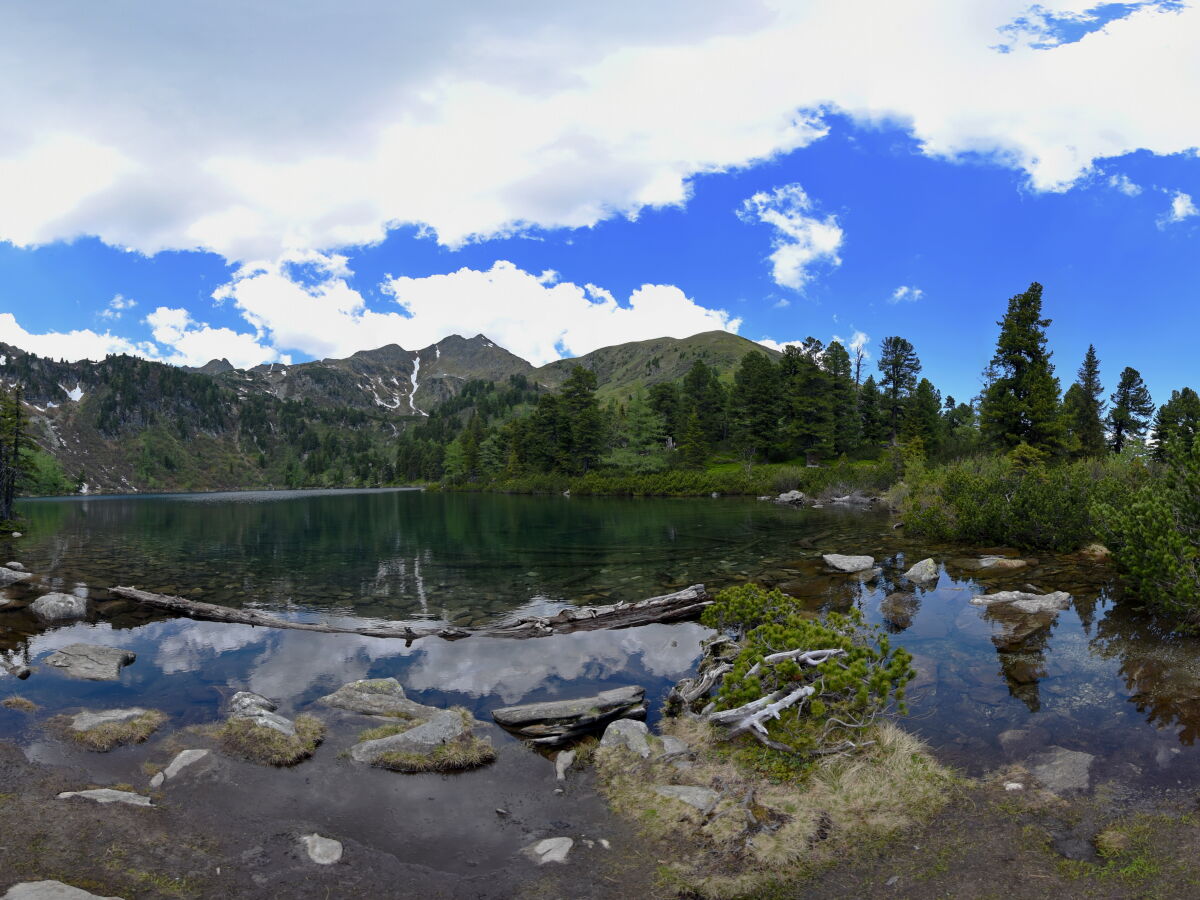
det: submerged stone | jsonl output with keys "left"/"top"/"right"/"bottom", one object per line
{"left": 151, "top": 748, "right": 211, "bottom": 788}
{"left": 1028, "top": 746, "right": 1094, "bottom": 793}
{"left": 229, "top": 691, "right": 296, "bottom": 736}
{"left": 31, "top": 592, "right": 87, "bottom": 621}
{"left": 318, "top": 677, "right": 438, "bottom": 719}
{"left": 822, "top": 553, "right": 875, "bottom": 573}
{"left": 2, "top": 883, "right": 125, "bottom": 900}
{"left": 45, "top": 644, "right": 136, "bottom": 681}
{"left": 492, "top": 685, "right": 646, "bottom": 745}
{"left": 70, "top": 708, "right": 150, "bottom": 731}
{"left": 300, "top": 833, "right": 343, "bottom": 865}
{"left": 522, "top": 837, "right": 573, "bottom": 865}
{"left": 57, "top": 789, "right": 152, "bottom": 807}
{"left": 903, "top": 558, "right": 939, "bottom": 584}
{"left": 0, "top": 567, "right": 31, "bottom": 587}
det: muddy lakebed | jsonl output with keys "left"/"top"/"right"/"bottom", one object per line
{"left": 3, "top": 488, "right": 1200, "bottom": 897}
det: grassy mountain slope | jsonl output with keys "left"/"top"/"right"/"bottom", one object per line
{"left": 536, "top": 330, "right": 779, "bottom": 399}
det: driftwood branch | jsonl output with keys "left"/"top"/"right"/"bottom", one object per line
{"left": 747, "top": 648, "right": 845, "bottom": 677}
{"left": 108, "top": 583, "right": 711, "bottom": 643}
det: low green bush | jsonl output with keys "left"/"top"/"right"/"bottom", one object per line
{"left": 900, "top": 452, "right": 1149, "bottom": 551}
{"left": 1097, "top": 443, "right": 1200, "bottom": 630}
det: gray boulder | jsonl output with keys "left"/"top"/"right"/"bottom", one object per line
{"left": 45, "top": 644, "right": 135, "bottom": 681}
{"left": 600, "top": 718, "right": 651, "bottom": 758}
{"left": 229, "top": 691, "right": 296, "bottom": 736}
{"left": 776, "top": 490, "right": 806, "bottom": 504}
{"left": 349, "top": 708, "right": 474, "bottom": 764}
{"left": 521, "top": 837, "right": 573, "bottom": 865}
{"left": 903, "top": 558, "right": 939, "bottom": 584}
{"left": 317, "top": 677, "right": 438, "bottom": 719}
{"left": 2, "top": 883, "right": 125, "bottom": 900}
{"left": 31, "top": 592, "right": 87, "bottom": 622}
{"left": 1028, "top": 746, "right": 1094, "bottom": 793}
{"left": 492, "top": 685, "right": 646, "bottom": 745}
{"left": 300, "top": 833, "right": 343, "bottom": 865}
{"left": 652, "top": 784, "right": 718, "bottom": 811}
{"left": 970, "top": 591, "right": 1071, "bottom": 649}
{"left": 0, "top": 567, "right": 31, "bottom": 586}
{"left": 822, "top": 553, "right": 875, "bottom": 573}
{"left": 978, "top": 555, "right": 1027, "bottom": 570}
{"left": 5, "top": 561, "right": 26, "bottom": 571}
{"left": 57, "top": 789, "right": 152, "bottom": 807}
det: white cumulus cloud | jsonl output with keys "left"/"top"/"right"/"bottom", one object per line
{"left": 1159, "top": 190, "right": 1198, "bottom": 226}
{"left": 0, "top": 312, "right": 155, "bottom": 361}
{"left": 0, "top": 2, "right": 1196, "bottom": 260}
{"left": 1108, "top": 173, "right": 1142, "bottom": 196}
{"left": 889, "top": 285, "right": 924, "bottom": 304}
{"left": 739, "top": 184, "right": 844, "bottom": 290}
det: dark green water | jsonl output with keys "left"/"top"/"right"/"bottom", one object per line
{"left": 3, "top": 487, "right": 1200, "bottom": 791}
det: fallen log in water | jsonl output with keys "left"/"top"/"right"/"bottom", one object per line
{"left": 108, "top": 583, "right": 712, "bottom": 643}
{"left": 482, "top": 584, "right": 711, "bottom": 637}
{"left": 109, "top": 586, "right": 471, "bottom": 644}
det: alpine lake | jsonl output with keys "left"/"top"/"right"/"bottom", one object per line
{"left": 3, "top": 487, "right": 1200, "bottom": 897}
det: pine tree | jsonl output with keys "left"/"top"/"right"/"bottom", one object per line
{"left": 559, "top": 366, "right": 604, "bottom": 474}
{"left": 730, "top": 351, "right": 781, "bottom": 463}
{"left": 822, "top": 340, "right": 861, "bottom": 454}
{"left": 681, "top": 361, "right": 727, "bottom": 445}
{"left": 858, "top": 376, "right": 886, "bottom": 447}
{"left": 779, "top": 341, "right": 833, "bottom": 459}
{"left": 1152, "top": 387, "right": 1200, "bottom": 461}
{"left": 677, "top": 409, "right": 709, "bottom": 468}
{"left": 877, "top": 336, "right": 921, "bottom": 442}
{"left": 978, "top": 282, "right": 1064, "bottom": 454}
{"left": 0, "top": 386, "right": 31, "bottom": 525}
{"left": 1072, "top": 344, "right": 1107, "bottom": 456}
{"left": 648, "top": 382, "right": 682, "bottom": 443}
{"left": 903, "top": 378, "right": 942, "bottom": 452}
{"left": 1107, "top": 366, "right": 1154, "bottom": 454}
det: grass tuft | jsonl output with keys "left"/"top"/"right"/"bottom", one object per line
{"left": 2, "top": 696, "right": 37, "bottom": 712}
{"left": 357, "top": 719, "right": 419, "bottom": 742}
{"left": 64, "top": 711, "right": 167, "bottom": 752}
{"left": 215, "top": 713, "right": 325, "bottom": 766}
{"left": 373, "top": 733, "right": 496, "bottom": 773}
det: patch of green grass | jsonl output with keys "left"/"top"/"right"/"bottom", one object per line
{"left": 373, "top": 734, "right": 496, "bottom": 773}
{"left": 64, "top": 711, "right": 167, "bottom": 752}
{"left": 357, "top": 720, "right": 418, "bottom": 742}
{"left": 2, "top": 696, "right": 38, "bottom": 712}
{"left": 215, "top": 713, "right": 325, "bottom": 766}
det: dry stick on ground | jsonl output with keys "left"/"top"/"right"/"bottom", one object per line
{"left": 108, "top": 583, "right": 711, "bottom": 643}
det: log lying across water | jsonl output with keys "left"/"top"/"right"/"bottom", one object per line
{"left": 108, "top": 583, "right": 712, "bottom": 643}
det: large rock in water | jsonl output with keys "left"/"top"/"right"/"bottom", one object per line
{"left": 822, "top": 553, "right": 875, "bottom": 573}
{"left": 903, "top": 558, "right": 939, "bottom": 585}
{"left": 228, "top": 691, "right": 296, "bottom": 736}
{"left": 2, "top": 882, "right": 126, "bottom": 900}
{"left": 30, "top": 592, "right": 88, "bottom": 621}
{"left": 45, "top": 644, "right": 136, "bottom": 680}
{"left": 349, "top": 708, "right": 475, "bottom": 764}
{"left": 0, "top": 567, "right": 31, "bottom": 586}
{"left": 492, "top": 685, "right": 646, "bottom": 745}
{"left": 318, "top": 677, "right": 439, "bottom": 719}
{"left": 970, "top": 591, "right": 1071, "bottom": 649}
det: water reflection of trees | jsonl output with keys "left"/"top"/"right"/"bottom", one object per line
{"left": 1091, "top": 599, "right": 1200, "bottom": 746}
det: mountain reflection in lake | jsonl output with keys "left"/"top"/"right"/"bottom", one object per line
{"left": 5, "top": 488, "right": 1200, "bottom": 793}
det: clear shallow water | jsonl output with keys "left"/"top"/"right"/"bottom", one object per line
{"left": 3, "top": 487, "right": 1200, "bottom": 793}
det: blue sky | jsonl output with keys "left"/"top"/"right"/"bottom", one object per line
{"left": 0, "top": 1, "right": 1197, "bottom": 408}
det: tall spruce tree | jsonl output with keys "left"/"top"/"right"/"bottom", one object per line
{"left": 779, "top": 341, "right": 833, "bottom": 459}
{"left": 681, "top": 360, "right": 727, "bottom": 445}
{"left": 1071, "top": 345, "right": 1107, "bottom": 456}
{"left": 0, "top": 385, "right": 30, "bottom": 525}
{"left": 730, "top": 351, "right": 781, "bottom": 463}
{"left": 978, "top": 282, "right": 1064, "bottom": 453}
{"left": 822, "top": 340, "right": 861, "bottom": 454}
{"left": 559, "top": 366, "right": 604, "bottom": 474}
{"left": 1152, "top": 387, "right": 1200, "bottom": 461}
{"left": 858, "top": 375, "right": 886, "bottom": 447}
{"left": 877, "top": 336, "right": 921, "bottom": 442}
{"left": 903, "top": 378, "right": 943, "bottom": 452}
{"left": 1107, "top": 366, "right": 1154, "bottom": 454}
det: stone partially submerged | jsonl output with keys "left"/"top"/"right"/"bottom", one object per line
{"left": 1028, "top": 746, "right": 1095, "bottom": 793}
{"left": 970, "top": 591, "right": 1071, "bottom": 649}
{"left": 57, "top": 788, "right": 152, "bottom": 807}
{"left": 822, "top": 553, "right": 875, "bottom": 574}
{"left": 215, "top": 692, "right": 325, "bottom": 766}
{"left": 903, "top": 558, "right": 939, "bottom": 585}
{"left": 149, "top": 749, "right": 211, "bottom": 788}
{"left": 0, "top": 567, "right": 32, "bottom": 587}
{"left": 317, "top": 677, "right": 438, "bottom": 719}
{"left": 45, "top": 644, "right": 136, "bottom": 681}
{"left": 349, "top": 707, "right": 494, "bottom": 773}
{"left": 66, "top": 708, "right": 166, "bottom": 751}
{"left": 492, "top": 685, "right": 646, "bottom": 746}
{"left": 30, "top": 592, "right": 88, "bottom": 622}
{"left": 2, "top": 882, "right": 125, "bottom": 900}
